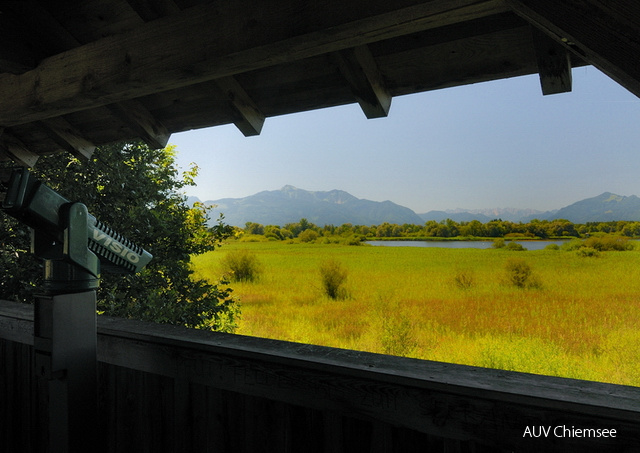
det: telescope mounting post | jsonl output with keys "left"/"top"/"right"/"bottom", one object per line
{"left": 1, "top": 167, "right": 152, "bottom": 452}
{"left": 34, "top": 201, "right": 98, "bottom": 453}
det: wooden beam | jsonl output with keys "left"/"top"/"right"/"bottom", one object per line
{"left": 125, "top": 0, "right": 181, "bottom": 22}
{"left": 530, "top": 27, "right": 572, "bottom": 95}
{"left": 39, "top": 117, "right": 96, "bottom": 160}
{"left": 215, "top": 77, "right": 265, "bottom": 136}
{"left": 0, "top": 132, "right": 40, "bottom": 167}
{"left": 107, "top": 100, "right": 170, "bottom": 149}
{"left": 333, "top": 45, "right": 391, "bottom": 118}
{"left": 508, "top": 0, "right": 640, "bottom": 98}
{"left": 0, "top": 0, "right": 510, "bottom": 127}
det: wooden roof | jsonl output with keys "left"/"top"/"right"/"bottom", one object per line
{"left": 0, "top": 0, "right": 638, "bottom": 166}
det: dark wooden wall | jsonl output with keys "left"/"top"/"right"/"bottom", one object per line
{"left": 1, "top": 300, "right": 639, "bottom": 453}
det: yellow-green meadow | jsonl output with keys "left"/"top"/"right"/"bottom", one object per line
{"left": 192, "top": 240, "right": 640, "bottom": 386}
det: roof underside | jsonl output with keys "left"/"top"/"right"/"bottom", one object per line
{"left": 0, "top": 0, "right": 638, "bottom": 166}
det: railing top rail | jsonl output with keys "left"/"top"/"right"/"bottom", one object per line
{"left": 2, "top": 299, "right": 639, "bottom": 451}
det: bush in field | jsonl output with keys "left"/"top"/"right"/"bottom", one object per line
{"left": 505, "top": 242, "right": 527, "bottom": 251}
{"left": 503, "top": 258, "right": 541, "bottom": 289}
{"left": 584, "top": 236, "right": 633, "bottom": 251}
{"left": 545, "top": 243, "right": 560, "bottom": 251}
{"left": 342, "top": 235, "right": 364, "bottom": 246}
{"left": 561, "top": 238, "right": 584, "bottom": 251}
{"left": 221, "top": 249, "right": 262, "bottom": 282}
{"left": 453, "top": 268, "right": 475, "bottom": 289}
{"left": 299, "top": 229, "right": 320, "bottom": 243}
{"left": 381, "top": 313, "right": 415, "bottom": 357}
{"left": 375, "top": 295, "right": 416, "bottom": 357}
{"left": 319, "top": 259, "right": 348, "bottom": 299}
{"left": 576, "top": 247, "right": 600, "bottom": 258}
{"left": 492, "top": 238, "right": 506, "bottom": 249}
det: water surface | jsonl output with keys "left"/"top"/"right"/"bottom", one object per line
{"left": 366, "top": 240, "right": 569, "bottom": 251}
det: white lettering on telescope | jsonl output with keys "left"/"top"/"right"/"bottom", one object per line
{"left": 93, "top": 230, "right": 141, "bottom": 263}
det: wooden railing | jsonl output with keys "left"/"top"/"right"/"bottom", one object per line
{"left": 1, "top": 299, "right": 639, "bottom": 452}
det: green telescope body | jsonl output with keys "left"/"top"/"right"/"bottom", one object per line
{"left": 1, "top": 167, "right": 152, "bottom": 275}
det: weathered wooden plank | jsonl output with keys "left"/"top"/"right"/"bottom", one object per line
{"left": 107, "top": 100, "right": 170, "bottom": 149}
{"left": 215, "top": 76, "right": 265, "bottom": 136}
{"left": 333, "top": 45, "right": 392, "bottom": 118}
{"left": 0, "top": 300, "right": 34, "bottom": 344}
{"left": 531, "top": 26, "right": 572, "bottom": 95}
{"left": 0, "top": 0, "right": 510, "bottom": 127}
{"left": 95, "top": 314, "right": 640, "bottom": 452}
{"left": 508, "top": 0, "right": 640, "bottom": 98}
{"left": 39, "top": 116, "right": 96, "bottom": 160}
{"left": 2, "top": 300, "right": 639, "bottom": 452}
{"left": 126, "top": 0, "right": 181, "bottom": 22}
{"left": 0, "top": 133, "right": 40, "bottom": 167}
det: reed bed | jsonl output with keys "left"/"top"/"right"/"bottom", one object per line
{"left": 192, "top": 241, "right": 640, "bottom": 386}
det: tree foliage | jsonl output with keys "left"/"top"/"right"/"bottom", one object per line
{"left": 0, "top": 142, "right": 239, "bottom": 332}
{"left": 235, "top": 217, "right": 640, "bottom": 243}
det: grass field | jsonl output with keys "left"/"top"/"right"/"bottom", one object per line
{"left": 192, "top": 241, "right": 640, "bottom": 386}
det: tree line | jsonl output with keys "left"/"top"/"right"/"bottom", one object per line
{"left": 242, "top": 218, "right": 640, "bottom": 241}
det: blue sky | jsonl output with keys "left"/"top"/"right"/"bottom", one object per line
{"left": 171, "top": 67, "right": 640, "bottom": 213}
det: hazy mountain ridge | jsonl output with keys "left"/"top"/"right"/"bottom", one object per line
{"left": 193, "top": 188, "right": 640, "bottom": 227}
{"left": 202, "top": 186, "right": 425, "bottom": 227}
{"left": 549, "top": 192, "right": 640, "bottom": 223}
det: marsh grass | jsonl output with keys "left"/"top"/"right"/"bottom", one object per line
{"left": 192, "top": 241, "right": 640, "bottom": 386}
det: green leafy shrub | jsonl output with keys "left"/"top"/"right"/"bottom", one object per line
{"left": 505, "top": 242, "right": 527, "bottom": 251}
{"left": 503, "top": 258, "right": 541, "bottom": 289}
{"left": 453, "top": 268, "right": 475, "bottom": 289}
{"left": 545, "top": 243, "right": 560, "bottom": 251}
{"left": 561, "top": 238, "right": 584, "bottom": 251}
{"left": 492, "top": 238, "right": 505, "bottom": 249}
{"left": 342, "top": 235, "right": 364, "bottom": 246}
{"left": 584, "top": 236, "right": 633, "bottom": 251}
{"left": 375, "top": 295, "right": 416, "bottom": 357}
{"left": 381, "top": 314, "right": 415, "bottom": 357}
{"left": 576, "top": 247, "right": 600, "bottom": 258}
{"left": 221, "top": 249, "right": 262, "bottom": 282}
{"left": 319, "top": 259, "right": 348, "bottom": 299}
{"left": 298, "top": 229, "right": 320, "bottom": 243}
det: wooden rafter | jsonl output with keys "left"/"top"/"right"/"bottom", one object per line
{"left": 530, "top": 27, "right": 572, "bottom": 95}
{"left": 124, "top": 0, "right": 181, "bottom": 22}
{"left": 0, "top": 132, "right": 40, "bottom": 167}
{"left": 215, "top": 77, "right": 265, "bottom": 137}
{"left": 107, "top": 100, "right": 170, "bottom": 149}
{"left": 508, "top": 0, "right": 640, "bottom": 98}
{"left": 333, "top": 45, "right": 391, "bottom": 119}
{"left": 39, "top": 117, "right": 96, "bottom": 160}
{"left": 0, "top": 0, "right": 510, "bottom": 128}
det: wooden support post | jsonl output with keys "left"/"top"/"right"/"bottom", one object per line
{"left": 531, "top": 26, "right": 572, "bottom": 95}
{"left": 333, "top": 45, "right": 391, "bottom": 118}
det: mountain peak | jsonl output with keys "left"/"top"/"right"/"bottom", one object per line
{"left": 201, "top": 189, "right": 640, "bottom": 227}
{"left": 204, "top": 187, "right": 424, "bottom": 226}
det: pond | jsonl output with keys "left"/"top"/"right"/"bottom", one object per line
{"left": 366, "top": 240, "right": 570, "bottom": 251}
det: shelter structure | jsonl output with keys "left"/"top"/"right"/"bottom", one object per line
{"left": 1, "top": 1, "right": 640, "bottom": 452}
{"left": 0, "top": 0, "right": 638, "bottom": 164}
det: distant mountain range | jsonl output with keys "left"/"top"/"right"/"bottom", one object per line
{"left": 197, "top": 185, "right": 424, "bottom": 227}
{"left": 192, "top": 187, "right": 640, "bottom": 227}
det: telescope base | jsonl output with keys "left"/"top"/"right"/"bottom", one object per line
{"left": 34, "top": 291, "right": 97, "bottom": 453}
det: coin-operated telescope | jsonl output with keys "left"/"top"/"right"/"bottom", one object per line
{"left": 1, "top": 167, "right": 152, "bottom": 453}
{"left": 0, "top": 166, "right": 152, "bottom": 293}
